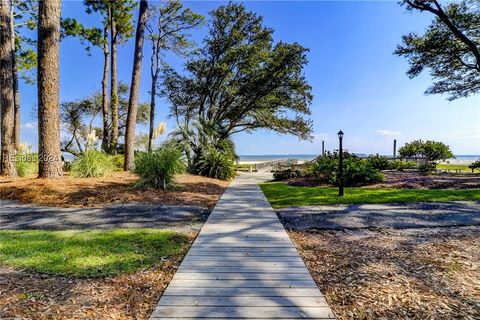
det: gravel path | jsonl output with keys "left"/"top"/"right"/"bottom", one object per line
{"left": 0, "top": 200, "right": 208, "bottom": 233}
{"left": 277, "top": 201, "right": 480, "bottom": 230}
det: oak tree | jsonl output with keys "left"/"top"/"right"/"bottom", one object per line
{"left": 395, "top": 0, "right": 480, "bottom": 100}
{"left": 163, "top": 3, "right": 313, "bottom": 167}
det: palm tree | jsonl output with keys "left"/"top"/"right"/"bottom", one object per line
{"left": 37, "top": 0, "right": 62, "bottom": 178}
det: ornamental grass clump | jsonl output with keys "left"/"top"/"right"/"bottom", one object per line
{"left": 197, "top": 148, "right": 236, "bottom": 180}
{"left": 134, "top": 146, "right": 185, "bottom": 190}
{"left": 16, "top": 153, "right": 38, "bottom": 177}
{"left": 71, "top": 150, "right": 114, "bottom": 178}
{"left": 15, "top": 143, "right": 38, "bottom": 177}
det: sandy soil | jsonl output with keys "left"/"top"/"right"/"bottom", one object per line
{"left": 0, "top": 172, "right": 230, "bottom": 208}
{"left": 289, "top": 227, "right": 480, "bottom": 319}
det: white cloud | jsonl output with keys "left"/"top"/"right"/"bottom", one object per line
{"left": 21, "top": 122, "right": 36, "bottom": 129}
{"left": 375, "top": 129, "right": 401, "bottom": 137}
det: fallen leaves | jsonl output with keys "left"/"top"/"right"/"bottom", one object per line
{"left": 289, "top": 226, "right": 480, "bottom": 319}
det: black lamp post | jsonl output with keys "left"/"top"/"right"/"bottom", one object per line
{"left": 338, "top": 130, "right": 344, "bottom": 197}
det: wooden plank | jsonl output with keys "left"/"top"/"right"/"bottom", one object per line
{"left": 176, "top": 260, "right": 306, "bottom": 267}
{"left": 168, "top": 279, "right": 317, "bottom": 288}
{"left": 173, "top": 272, "right": 314, "bottom": 281}
{"left": 151, "top": 306, "right": 335, "bottom": 319}
{"left": 197, "top": 234, "right": 291, "bottom": 243}
{"left": 152, "top": 318, "right": 332, "bottom": 320}
{"left": 182, "top": 256, "right": 304, "bottom": 262}
{"left": 177, "top": 267, "right": 310, "bottom": 274}
{"left": 184, "top": 252, "right": 300, "bottom": 257}
{"left": 158, "top": 296, "right": 328, "bottom": 307}
{"left": 192, "top": 243, "right": 294, "bottom": 248}
{"left": 188, "top": 247, "right": 298, "bottom": 253}
{"left": 194, "top": 238, "right": 293, "bottom": 243}
{"left": 162, "top": 287, "right": 324, "bottom": 297}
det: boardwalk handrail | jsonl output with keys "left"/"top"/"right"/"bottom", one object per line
{"left": 256, "top": 158, "right": 297, "bottom": 171}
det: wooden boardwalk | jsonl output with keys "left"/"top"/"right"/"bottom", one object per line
{"left": 150, "top": 173, "right": 335, "bottom": 319}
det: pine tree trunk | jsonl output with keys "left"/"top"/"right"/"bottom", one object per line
{"left": 148, "top": 74, "right": 156, "bottom": 153}
{"left": 13, "top": 57, "right": 20, "bottom": 150}
{"left": 124, "top": 0, "right": 148, "bottom": 171}
{"left": 101, "top": 25, "right": 110, "bottom": 152}
{"left": 148, "top": 29, "right": 161, "bottom": 153}
{"left": 37, "top": 0, "right": 62, "bottom": 179}
{"left": 10, "top": 4, "right": 20, "bottom": 151}
{"left": 0, "top": 0, "right": 17, "bottom": 176}
{"left": 110, "top": 16, "right": 119, "bottom": 153}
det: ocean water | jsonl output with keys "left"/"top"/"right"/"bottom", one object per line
{"left": 238, "top": 154, "right": 480, "bottom": 162}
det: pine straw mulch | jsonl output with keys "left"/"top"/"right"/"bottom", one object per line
{"left": 0, "top": 172, "right": 229, "bottom": 208}
{"left": 288, "top": 171, "right": 480, "bottom": 189}
{"left": 368, "top": 171, "right": 480, "bottom": 189}
{"left": 0, "top": 236, "right": 194, "bottom": 320}
{"left": 289, "top": 227, "right": 480, "bottom": 320}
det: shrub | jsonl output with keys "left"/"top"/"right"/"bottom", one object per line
{"left": 110, "top": 154, "right": 125, "bottom": 172}
{"left": 197, "top": 148, "right": 236, "bottom": 180}
{"left": 344, "top": 158, "right": 384, "bottom": 186}
{"left": 273, "top": 169, "right": 301, "bottom": 181}
{"left": 391, "top": 160, "right": 417, "bottom": 171}
{"left": 16, "top": 153, "right": 38, "bottom": 177}
{"left": 367, "top": 155, "right": 390, "bottom": 170}
{"left": 310, "top": 156, "right": 337, "bottom": 184}
{"left": 310, "top": 152, "right": 384, "bottom": 186}
{"left": 471, "top": 160, "right": 480, "bottom": 169}
{"left": 418, "top": 163, "right": 437, "bottom": 175}
{"left": 134, "top": 146, "right": 185, "bottom": 190}
{"left": 71, "top": 150, "right": 114, "bottom": 178}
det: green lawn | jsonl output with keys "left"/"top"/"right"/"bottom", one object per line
{"left": 260, "top": 182, "right": 480, "bottom": 208}
{"left": 0, "top": 229, "right": 188, "bottom": 277}
{"left": 437, "top": 163, "right": 476, "bottom": 172}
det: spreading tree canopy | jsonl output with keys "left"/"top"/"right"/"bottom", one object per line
{"left": 162, "top": 3, "right": 313, "bottom": 164}
{"left": 399, "top": 139, "right": 454, "bottom": 164}
{"left": 395, "top": 0, "right": 480, "bottom": 100}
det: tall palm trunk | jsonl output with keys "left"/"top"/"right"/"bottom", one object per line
{"left": 109, "top": 15, "right": 119, "bottom": 153}
{"left": 0, "top": 0, "right": 17, "bottom": 176}
{"left": 101, "top": 24, "right": 110, "bottom": 151}
{"left": 10, "top": 3, "right": 20, "bottom": 150}
{"left": 124, "top": 0, "right": 148, "bottom": 170}
{"left": 37, "top": 0, "right": 62, "bottom": 179}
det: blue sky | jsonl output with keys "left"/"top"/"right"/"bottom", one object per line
{"left": 18, "top": 0, "right": 480, "bottom": 155}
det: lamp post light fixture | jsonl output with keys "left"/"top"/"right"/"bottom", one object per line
{"left": 337, "top": 130, "right": 344, "bottom": 197}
